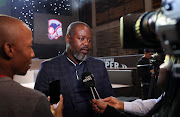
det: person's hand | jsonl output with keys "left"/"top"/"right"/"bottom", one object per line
{"left": 150, "top": 69, "right": 154, "bottom": 73}
{"left": 50, "top": 94, "right": 64, "bottom": 117}
{"left": 157, "top": 55, "right": 171, "bottom": 91}
{"left": 91, "top": 99, "right": 107, "bottom": 114}
{"left": 102, "top": 96, "right": 124, "bottom": 110}
{"left": 157, "top": 62, "right": 169, "bottom": 90}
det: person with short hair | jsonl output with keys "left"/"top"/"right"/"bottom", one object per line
{"left": 34, "top": 21, "right": 114, "bottom": 117}
{"left": 137, "top": 48, "right": 154, "bottom": 99}
{"left": 0, "top": 15, "right": 62, "bottom": 117}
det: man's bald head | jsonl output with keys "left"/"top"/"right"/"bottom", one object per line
{"left": 0, "top": 15, "right": 34, "bottom": 77}
{"left": 0, "top": 15, "right": 30, "bottom": 43}
{"left": 0, "top": 15, "right": 31, "bottom": 58}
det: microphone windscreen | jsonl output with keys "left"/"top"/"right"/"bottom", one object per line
{"left": 81, "top": 72, "right": 95, "bottom": 88}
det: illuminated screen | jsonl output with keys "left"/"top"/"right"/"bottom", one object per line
{"left": 33, "top": 13, "right": 77, "bottom": 58}
{"left": 34, "top": 13, "right": 76, "bottom": 45}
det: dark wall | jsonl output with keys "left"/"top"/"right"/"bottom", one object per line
{"left": 32, "top": 44, "right": 66, "bottom": 59}
{"left": 79, "top": 0, "right": 92, "bottom": 27}
{"left": 0, "top": 0, "right": 11, "bottom": 15}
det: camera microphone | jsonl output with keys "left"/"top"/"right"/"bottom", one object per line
{"left": 81, "top": 72, "right": 100, "bottom": 99}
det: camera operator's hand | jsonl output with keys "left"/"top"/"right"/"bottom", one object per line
{"left": 157, "top": 55, "right": 170, "bottom": 90}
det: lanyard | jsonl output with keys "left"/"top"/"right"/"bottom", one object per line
{"left": 0, "top": 74, "right": 8, "bottom": 77}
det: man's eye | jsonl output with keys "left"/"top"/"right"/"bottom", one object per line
{"left": 79, "top": 38, "right": 84, "bottom": 41}
{"left": 88, "top": 39, "right": 92, "bottom": 42}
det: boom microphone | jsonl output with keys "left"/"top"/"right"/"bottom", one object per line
{"left": 82, "top": 72, "right": 100, "bottom": 99}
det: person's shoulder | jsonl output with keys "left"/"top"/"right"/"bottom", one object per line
{"left": 137, "top": 56, "right": 145, "bottom": 62}
{"left": 8, "top": 81, "right": 47, "bottom": 101}
{"left": 21, "top": 86, "right": 49, "bottom": 105}
{"left": 20, "top": 84, "right": 46, "bottom": 97}
{"left": 139, "top": 56, "right": 145, "bottom": 60}
{"left": 0, "top": 81, "right": 50, "bottom": 115}
{"left": 18, "top": 86, "right": 51, "bottom": 112}
{"left": 41, "top": 54, "right": 64, "bottom": 65}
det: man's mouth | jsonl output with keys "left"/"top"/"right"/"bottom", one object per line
{"left": 81, "top": 48, "right": 89, "bottom": 54}
{"left": 29, "top": 61, "right": 32, "bottom": 68}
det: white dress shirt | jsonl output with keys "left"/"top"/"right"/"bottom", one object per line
{"left": 124, "top": 94, "right": 163, "bottom": 116}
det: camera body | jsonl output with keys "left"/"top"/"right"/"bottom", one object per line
{"left": 120, "top": 1, "right": 180, "bottom": 115}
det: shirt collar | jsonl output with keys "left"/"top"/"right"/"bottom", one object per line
{"left": 67, "top": 57, "right": 84, "bottom": 66}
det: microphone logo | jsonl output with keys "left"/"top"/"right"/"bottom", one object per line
{"left": 82, "top": 72, "right": 100, "bottom": 99}
{"left": 83, "top": 75, "right": 93, "bottom": 83}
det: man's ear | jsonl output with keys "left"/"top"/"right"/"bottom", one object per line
{"left": 66, "top": 35, "right": 70, "bottom": 44}
{"left": 3, "top": 42, "right": 14, "bottom": 58}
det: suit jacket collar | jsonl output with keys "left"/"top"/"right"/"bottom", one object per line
{"left": 57, "top": 52, "right": 78, "bottom": 110}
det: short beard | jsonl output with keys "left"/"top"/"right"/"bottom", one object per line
{"left": 69, "top": 45, "right": 88, "bottom": 61}
{"left": 73, "top": 52, "right": 88, "bottom": 61}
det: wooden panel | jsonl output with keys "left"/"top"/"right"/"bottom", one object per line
{"left": 96, "top": 0, "right": 145, "bottom": 25}
{"left": 95, "top": 26, "right": 138, "bottom": 57}
{"left": 96, "top": 27, "right": 120, "bottom": 48}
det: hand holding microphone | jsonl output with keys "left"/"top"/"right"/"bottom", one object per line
{"left": 81, "top": 72, "right": 100, "bottom": 99}
{"left": 91, "top": 99, "right": 107, "bottom": 113}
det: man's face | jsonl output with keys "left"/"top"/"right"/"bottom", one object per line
{"left": 12, "top": 24, "right": 35, "bottom": 75}
{"left": 68, "top": 24, "right": 92, "bottom": 61}
{"left": 145, "top": 52, "right": 153, "bottom": 59}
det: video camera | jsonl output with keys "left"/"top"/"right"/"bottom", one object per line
{"left": 120, "top": 1, "right": 180, "bottom": 113}
{"left": 120, "top": 0, "right": 180, "bottom": 56}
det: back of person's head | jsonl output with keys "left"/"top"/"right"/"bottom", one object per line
{"left": 0, "top": 15, "right": 29, "bottom": 58}
{"left": 0, "top": 15, "right": 17, "bottom": 59}
{"left": 0, "top": 15, "right": 34, "bottom": 77}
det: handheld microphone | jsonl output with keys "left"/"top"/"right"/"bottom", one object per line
{"left": 82, "top": 72, "right": 100, "bottom": 99}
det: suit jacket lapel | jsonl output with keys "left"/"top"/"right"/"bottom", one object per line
{"left": 57, "top": 54, "right": 78, "bottom": 110}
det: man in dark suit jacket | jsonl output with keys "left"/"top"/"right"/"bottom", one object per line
{"left": 34, "top": 21, "right": 115, "bottom": 117}
{"left": 0, "top": 15, "right": 62, "bottom": 117}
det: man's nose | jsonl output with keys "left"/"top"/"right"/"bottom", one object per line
{"left": 31, "top": 49, "right": 35, "bottom": 58}
{"left": 83, "top": 39, "right": 90, "bottom": 45}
